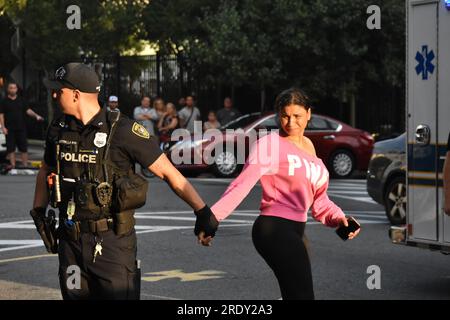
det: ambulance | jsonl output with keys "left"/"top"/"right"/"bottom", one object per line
{"left": 389, "top": 0, "right": 450, "bottom": 253}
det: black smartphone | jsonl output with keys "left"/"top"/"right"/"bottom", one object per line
{"left": 336, "top": 216, "right": 361, "bottom": 241}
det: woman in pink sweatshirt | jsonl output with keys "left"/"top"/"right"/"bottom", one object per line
{"left": 207, "top": 88, "right": 360, "bottom": 300}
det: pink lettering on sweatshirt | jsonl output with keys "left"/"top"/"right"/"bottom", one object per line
{"left": 211, "top": 132, "right": 345, "bottom": 227}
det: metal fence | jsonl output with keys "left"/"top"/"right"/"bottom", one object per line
{"left": 90, "top": 54, "right": 193, "bottom": 117}
{"left": 22, "top": 54, "right": 198, "bottom": 140}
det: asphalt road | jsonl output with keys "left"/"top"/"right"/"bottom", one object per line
{"left": 1, "top": 171, "right": 450, "bottom": 300}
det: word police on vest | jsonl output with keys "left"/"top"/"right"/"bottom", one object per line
{"left": 60, "top": 152, "right": 96, "bottom": 163}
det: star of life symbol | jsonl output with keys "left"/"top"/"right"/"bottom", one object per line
{"left": 415, "top": 45, "right": 435, "bottom": 80}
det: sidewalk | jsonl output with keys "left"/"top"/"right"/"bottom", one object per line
{"left": 1, "top": 140, "right": 44, "bottom": 172}
{"left": 28, "top": 139, "right": 45, "bottom": 147}
{"left": 0, "top": 280, "right": 61, "bottom": 300}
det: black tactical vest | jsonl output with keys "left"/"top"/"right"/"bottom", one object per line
{"left": 55, "top": 111, "right": 127, "bottom": 220}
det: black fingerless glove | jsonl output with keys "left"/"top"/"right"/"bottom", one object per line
{"left": 30, "top": 207, "right": 58, "bottom": 254}
{"left": 194, "top": 205, "right": 219, "bottom": 238}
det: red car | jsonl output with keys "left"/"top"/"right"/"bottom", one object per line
{"left": 165, "top": 112, "right": 374, "bottom": 178}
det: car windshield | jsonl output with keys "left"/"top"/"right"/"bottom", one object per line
{"left": 219, "top": 113, "right": 262, "bottom": 130}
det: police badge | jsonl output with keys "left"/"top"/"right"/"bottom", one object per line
{"left": 96, "top": 182, "right": 113, "bottom": 207}
{"left": 94, "top": 132, "right": 108, "bottom": 148}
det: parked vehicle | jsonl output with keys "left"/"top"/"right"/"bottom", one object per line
{"left": 166, "top": 112, "right": 374, "bottom": 178}
{"left": 367, "top": 133, "right": 406, "bottom": 225}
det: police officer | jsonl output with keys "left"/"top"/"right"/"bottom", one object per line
{"left": 30, "top": 63, "right": 218, "bottom": 300}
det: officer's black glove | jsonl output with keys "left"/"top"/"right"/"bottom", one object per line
{"left": 194, "top": 205, "right": 219, "bottom": 238}
{"left": 30, "top": 207, "right": 58, "bottom": 254}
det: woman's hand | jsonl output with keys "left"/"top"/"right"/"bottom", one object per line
{"left": 337, "top": 216, "right": 361, "bottom": 240}
{"left": 198, "top": 231, "right": 213, "bottom": 246}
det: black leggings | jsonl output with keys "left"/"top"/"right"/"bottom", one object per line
{"left": 252, "top": 215, "right": 314, "bottom": 300}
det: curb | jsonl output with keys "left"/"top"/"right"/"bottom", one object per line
{"left": 28, "top": 139, "right": 45, "bottom": 147}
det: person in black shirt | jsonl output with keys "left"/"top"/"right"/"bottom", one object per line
{"left": 0, "top": 82, "right": 44, "bottom": 168}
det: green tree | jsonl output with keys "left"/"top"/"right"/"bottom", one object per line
{"left": 0, "top": 15, "right": 17, "bottom": 84}
{"left": 190, "top": 0, "right": 404, "bottom": 122}
{"left": 190, "top": 0, "right": 293, "bottom": 110}
{"left": 142, "top": 0, "right": 214, "bottom": 55}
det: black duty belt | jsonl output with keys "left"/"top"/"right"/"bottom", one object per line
{"left": 75, "top": 218, "right": 114, "bottom": 233}
{"left": 62, "top": 213, "right": 135, "bottom": 238}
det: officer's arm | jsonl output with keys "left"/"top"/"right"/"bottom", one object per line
{"left": 149, "top": 154, "right": 206, "bottom": 211}
{"left": 33, "top": 162, "right": 52, "bottom": 209}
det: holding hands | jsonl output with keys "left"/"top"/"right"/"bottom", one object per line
{"left": 194, "top": 205, "right": 219, "bottom": 246}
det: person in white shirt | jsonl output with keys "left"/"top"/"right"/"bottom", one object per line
{"left": 133, "top": 96, "right": 159, "bottom": 136}
{"left": 178, "top": 95, "right": 201, "bottom": 134}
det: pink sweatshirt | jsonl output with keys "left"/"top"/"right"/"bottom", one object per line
{"left": 211, "top": 132, "right": 345, "bottom": 227}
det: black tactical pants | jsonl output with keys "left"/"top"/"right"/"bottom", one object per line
{"left": 58, "top": 227, "right": 140, "bottom": 300}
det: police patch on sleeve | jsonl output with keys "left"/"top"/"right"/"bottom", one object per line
{"left": 132, "top": 122, "right": 150, "bottom": 139}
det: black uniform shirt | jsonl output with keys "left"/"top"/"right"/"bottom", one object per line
{"left": 44, "top": 106, "right": 163, "bottom": 172}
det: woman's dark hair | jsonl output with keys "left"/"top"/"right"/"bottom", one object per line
{"left": 274, "top": 88, "right": 311, "bottom": 113}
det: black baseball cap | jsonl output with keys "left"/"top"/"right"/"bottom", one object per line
{"left": 43, "top": 62, "right": 101, "bottom": 93}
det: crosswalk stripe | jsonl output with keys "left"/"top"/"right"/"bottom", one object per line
{"left": 134, "top": 215, "right": 254, "bottom": 224}
{"left": 328, "top": 192, "right": 377, "bottom": 204}
{"left": 327, "top": 190, "right": 370, "bottom": 195}
{"left": 328, "top": 186, "right": 366, "bottom": 190}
